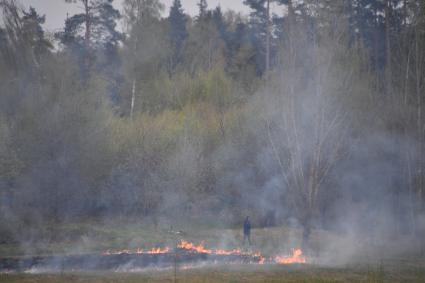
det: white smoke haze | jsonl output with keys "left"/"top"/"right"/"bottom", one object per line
{"left": 198, "top": 37, "right": 425, "bottom": 265}
{"left": 1, "top": 0, "right": 425, "bottom": 277}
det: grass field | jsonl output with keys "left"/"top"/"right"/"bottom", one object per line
{"left": 1, "top": 221, "right": 424, "bottom": 282}
{"left": 0, "top": 220, "right": 313, "bottom": 257}
{"left": 1, "top": 263, "right": 425, "bottom": 283}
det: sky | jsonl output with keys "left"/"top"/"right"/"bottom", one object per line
{"left": 21, "top": 0, "right": 252, "bottom": 32}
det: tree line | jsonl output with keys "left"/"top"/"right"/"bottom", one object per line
{"left": 0, "top": 0, "right": 425, "bottom": 244}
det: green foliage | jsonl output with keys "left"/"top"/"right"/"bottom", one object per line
{"left": 21, "top": 7, "right": 52, "bottom": 59}
{"left": 57, "top": 0, "right": 123, "bottom": 50}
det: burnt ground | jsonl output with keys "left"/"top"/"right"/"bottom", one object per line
{"left": 1, "top": 262, "right": 425, "bottom": 283}
{"left": 1, "top": 224, "right": 425, "bottom": 282}
{"left": 0, "top": 251, "right": 262, "bottom": 273}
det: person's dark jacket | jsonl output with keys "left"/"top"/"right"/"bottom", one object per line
{"left": 243, "top": 218, "right": 251, "bottom": 235}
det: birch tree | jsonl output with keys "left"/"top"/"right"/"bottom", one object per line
{"left": 122, "top": 0, "right": 164, "bottom": 117}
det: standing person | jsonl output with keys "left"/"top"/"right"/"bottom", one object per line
{"left": 301, "top": 225, "right": 311, "bottom": 252}
{"left": 243, "top": 216, "right": 251, "bottom": 246}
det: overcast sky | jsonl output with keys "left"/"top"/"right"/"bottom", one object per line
{"left": 21, "top": 0, "right": 253, "bottom": 32}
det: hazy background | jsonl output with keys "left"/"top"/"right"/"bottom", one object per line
{"left": 0, "top": 0, "right": 425, "bottom": 267}
{"left": 22, "top": 0, "right": 252, "bottom": 31}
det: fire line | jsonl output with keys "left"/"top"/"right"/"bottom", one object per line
{"left": 102, "top": 240, "right": 306, "bottom": 265}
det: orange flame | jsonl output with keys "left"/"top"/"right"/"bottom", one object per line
{"left": 102, "top": 240, "right": 306, "bottom": 265}
{"left": 178, "top": 240, "right": 212, "bottom": 253}
{"left": 178, "top": 240, "right": 245, "bottom": 255}
{"left": 258, "top": 256, "right": 266, "bottom": 264}
{"left": 145, "top": 247, "right": 170, "bottom": 254}
{"left": 102, "top": 246, "right": 170, "bottom": 255}
{"left": 274, "top": 248, "right": 306, "bottom": 264}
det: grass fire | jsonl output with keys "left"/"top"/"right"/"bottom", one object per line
{"left": 1, "top": 0, "right": 425, "bottom": 282}
{"left": 0, "top": 240, "right": 305, "bottom": 273}
{"left": 104, "top": 240, "right": 306, "bottom": 265}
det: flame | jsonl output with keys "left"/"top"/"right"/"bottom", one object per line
{"left": 178, "top": 240, "right": 212, "bottom": 253}
{"left": 102, "top": 240, "right": 306, "bottom": 265}
{"left": 102, "top": 246, "right": 170, "bottom": 255}
{"left": 258, "top": 256, "right": 266, "bottom": 264}
{"left": 177, "top": 240, "right": 253, "bottom": 256}
{"left": 102, "top": 249, "right": 131, "bottom": 255}
{"left": 274, "top": 248, "right": 306, "bottom": 264}
{"left": 145, "top": 247, "right": 170, "bottom": 254}
{"left": 177, "top": 240, "right": 245, "bottom": 255}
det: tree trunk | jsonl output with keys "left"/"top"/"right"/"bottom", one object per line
{"left": 130, "top": 79, "right": 136, "bottom": 118}
{"left": 415, "top": 25, "right": 423, "bottom": 209}
{"left": 81, "top": 0, "right": 91, "bottom": 74}
{"left": 287, "top": 0, "right": 294, "bottom": 58}
{"left": 373, "top": 5, "right": 380, "bottom": 89}
{"left": 129, "top": 0, "right": 142, "bottom": 117}
{"left": 84, "top": 0, "right": 90, "bottom": 50}
{"left": 265, "top": 0, "right": 271, "bottom": 75}
{"left": 385, "top": 0, "right": 393, "bottom": 97}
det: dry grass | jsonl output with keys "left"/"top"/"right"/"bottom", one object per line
{"left": 1, "top": 223, "right": 424, "bottom": 282}
{"left": 1, "top": 263, "right": 425, "bottom": 283}
{"left": 0, "top": 222, "right": 334, "bottom": 258}
{"left": 1, "top": 223, "right": 304, "bottom": 257}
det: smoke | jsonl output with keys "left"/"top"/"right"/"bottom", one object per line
{"left": 1, "top": 0, "right": 425, "bottom": 271}
{"left": 194, "top": 38, "right": 425, "bottom": 264}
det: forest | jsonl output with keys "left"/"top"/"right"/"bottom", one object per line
{"left": 0, "top": 0, "right": 425, "bottom": 252}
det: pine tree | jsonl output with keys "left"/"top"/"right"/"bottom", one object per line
{"left": 243, "top": 0, "right": 273, "bottom": 74}
{"left": 56, "top": 0, "right": 123, "bottom": 81}
{"left": 0, "top": 3, "right": 52, "bottom": 71}
{"left": 168, "top": 0, "right": 188, "bottom": 72}
{"left": 212, "top": 6, "right": 226, "bottom": 37}
{"left": 197, "top": 0, "right": 208, "bottom": 20}
{"left": 57, "top": 0, "right": 123, "bottom": 53}
{"left": 21, "top": 7, "right": 52, "bottom": 62}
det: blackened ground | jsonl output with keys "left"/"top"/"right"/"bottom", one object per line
{"left": 0, "top": 251, "right": 263, "bottom": 272}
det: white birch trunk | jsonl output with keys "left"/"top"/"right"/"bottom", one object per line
{"left": 130, "top": 79, "right": 136, "bottom": 118}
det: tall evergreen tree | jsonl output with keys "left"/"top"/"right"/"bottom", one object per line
{"left": 197, "top": 0, "right": 208, "bottom": 21}
{"left": 168, "top": 0, "right": 188, "bottom": 73}
{"left": 21, "top": 7, "right": 52, "bottom": 63}
{"left": 0, "top": 2, "right": 52, "bottom": 73}
{"left": 58, "top": 0, "right": 122, "bottom": 49}
{"left": 56, "top": 0, "right": 123, "bottom": 86}
{"left": 243, "top": 0, "right": 274, "bottom": 75}
{"left": 212, "top": 6, "right": 226, "bottom": 37}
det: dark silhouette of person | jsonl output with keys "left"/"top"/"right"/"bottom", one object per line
{"left": 243, "top": 216, "right": 251, "bottom": 246}
{"left": 301, "top": 223, "right": 311, "bottom": 253}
